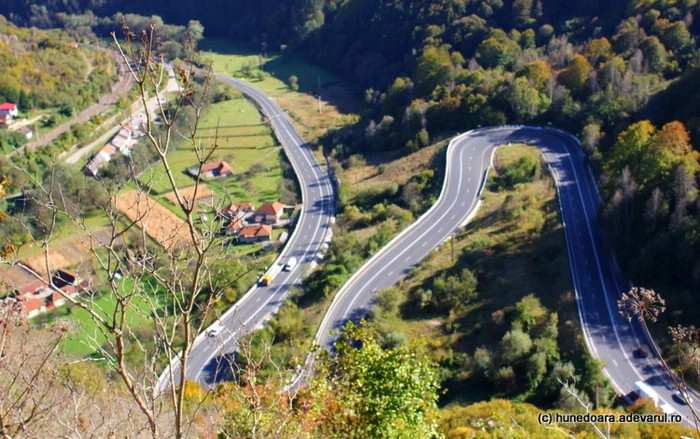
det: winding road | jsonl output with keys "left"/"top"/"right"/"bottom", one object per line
{"left": 168, "top": 73, "right": 697, "bottom": 428}
{"left": 160, "top": 74, "right": 335, "bottom": 389}
{"left": 302, "top": 126, "right": 699, "bottom": 425}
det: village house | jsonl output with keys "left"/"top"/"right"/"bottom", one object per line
{"left": 13, "top": 270, "right": 88, "bottom": 318}
{"left": 110, "top": 128, "right": 132, "bottom": 152}
{"left": 0, "top": 102, "right": 19, "bottom": 127}
{"left": 191, "top": 161, "right": 233, "bottom": 179}
{"left": 84, "top": 124, "right": 138, "bottom": 176}
{"left": 221, "top": 202, "right": 255, "bottom": 220}
{"left": 237, "top": 224, "right": 272, "bottom": 243}
{"left": 0, "top": 102, "right": 19, "bottom": 118}
{"left": 0, "top": 113, "right": 13, "bottom": 126}
{"left": 225, "top": 217, "right": 244, "bottom": 236}
{"left": 251, "top": 202, "right": 285, "bottom": 224}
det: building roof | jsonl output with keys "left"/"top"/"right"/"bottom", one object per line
{"left": 15, "top": 279, "right": 47, "bottom": 296}
{"left": 201, "top": 161, "right": 232, "bottom": 175}
{"left": 52, "top": 269, "right": 77, "bottom": 288}
{"left": 111, "top": 133, "right": 129, "bottom": 149}
{"left": 224, "top": 203, "right": 255, "bottom": 216}
{"left": 98, "top": 144, "right": 116, "bottom": 157}
{"left": 0, "top": 102, "right": 17, "bottom": 111}
{"left": 238, "top": 224, "right": 272, "bottom": 239}
{"left": 226, "top": 217, "right": 243, "bottom": 231}
{"left": 255, "top": 202, "right": 285, "bottom": 216}
{"left": 21, "top": 296, "right": 45, "bottom": 313}
{"left": 19, "top": 127, "right": 32, "bottom": 134}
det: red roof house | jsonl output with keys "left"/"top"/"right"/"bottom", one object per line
{"left": 225, "top": 217, "right": 244, "bottom": 236}
{"left": 251, "top": 202, "right": 285, "bottom": 224}
{"left": 20, "top": 296, "right": 46, "bottom": 317}
{"left": 15, "top": 279, "right": 48, "bottom": 296}
{"left": 197, "top": 161, "right": 233, "bottom": 178}
{"left": 237, "top": 225, "right": 272, "bottom": 243}
{"left": 0, "top": 102, "right": 18, "bottom": 114}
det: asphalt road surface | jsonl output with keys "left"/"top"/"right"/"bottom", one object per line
{"left": 161, "top": 74, "right": 335, "bottom": 389}
{"left": 308, "top": 126, "right": 698, "bottom": 426}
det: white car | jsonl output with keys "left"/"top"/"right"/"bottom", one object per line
{"left": 673, "top": 390, "right": 693, "bottom": 405}
{"left": 284, "top": 257, "right": 297, "bottom": 271}
{"left": 207, "top": 321, "right": 225, "bottom": 337}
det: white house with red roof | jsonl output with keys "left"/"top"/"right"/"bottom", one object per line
{"left": 190, "top": 161, "right": 233, "bottom": 178}
{"left": 0, "top": 102, "right": 19, "bottom": 118}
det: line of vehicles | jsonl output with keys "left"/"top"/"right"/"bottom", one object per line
{"left": 258, "top": 257, "right": 297, "bottom": 286}
{"left": 206, "top": 257, "right": 298, "bottom": 337}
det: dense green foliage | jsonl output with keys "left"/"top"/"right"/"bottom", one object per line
{"left": 0, "top": 16, "right": 116, "bottom": 111}
{"left": 316, "top": 322, "right": 441, "bottom": 439}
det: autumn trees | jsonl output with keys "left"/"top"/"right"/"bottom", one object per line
{"left": 603, "top": 121, "right": 700, "bottom": 324}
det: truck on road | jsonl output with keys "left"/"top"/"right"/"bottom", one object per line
{"left": 258, "top": 264, "right": 283, "bottom": 287}
{"left": 259, "top": 273, "right": 273, "bottom": 286}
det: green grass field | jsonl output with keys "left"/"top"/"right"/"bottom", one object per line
{"left": 197, "top": 38, "right": 361, "bottom": 147}
{"left": 198, "top": 38, "right": 341, "bottom": 94}
{"left": 34, "top": 278, "right": 155, "bottom": 357}
{"left": 141, "top": 98, "right": 283, "bottom": 207}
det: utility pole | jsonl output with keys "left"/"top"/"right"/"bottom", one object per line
{"left": 451, "top": 234, "right": 455, "bottom": 262}
{"left": 317, "top": 74, "right": 322, "bottom": 113}
{"left": 594, "top": 383, "right": 599, "bottom": 409}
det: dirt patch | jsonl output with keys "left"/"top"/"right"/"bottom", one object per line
{"left": 0, "top": 265, "right": 36, "bottom": 296}
{"left": 163, "top": 185, "right": 216, "bottom": 206}
{"left": 115, "top": 191, "right": 192, "bottom": 249}
{"left": 22, "top": 240, "right": 94, "bottom": 277}
{"left": 344, "top": 142, "right": 445, "bottom": 192}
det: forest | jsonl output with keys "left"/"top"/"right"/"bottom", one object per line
{"left": 0, "top": 16, "right": 115, "bottom": 113}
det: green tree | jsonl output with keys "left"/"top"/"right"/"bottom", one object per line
{"left": 318, "top": 322, "right": 441, "bottom": 439}
{"left": 288, "top": 75, "right": 299, "bottom": 91}
{"left": 558, "top": 54, "right": 592, "bottom": 95}
{"left": 508, "top": 76, "right": 549, "bottom": 121}
{"left": 413, "top": 46, "right": 453, "bottom": 97}
{"left": 499, "top": 328, "right": 533, "bottom": 364}
{"left": 640, "top": 36, "right": 667, "bottom": 73}
{"left": 186, "top": 20, "right": 204, "bottom": 47}
{"left": 605, "top": 120, "right": 665, "bottom": 190}
{"left": 526, "top": 351, "right": 548, "bottom": 390}
{"left": 477, "top": 31, "right": 520, "bottom": 68}
{"left": 662, "top": 21, "right": 692, "bottom": 53}
{"left": 515, "top": 294, "right": 547, "bottom": 331}
{"left": 432, "top": 268, "right": 478, "bottom": 311}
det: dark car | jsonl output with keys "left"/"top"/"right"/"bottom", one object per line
{"left": 634, "top": 345, "right": 650, "bottom": 358}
